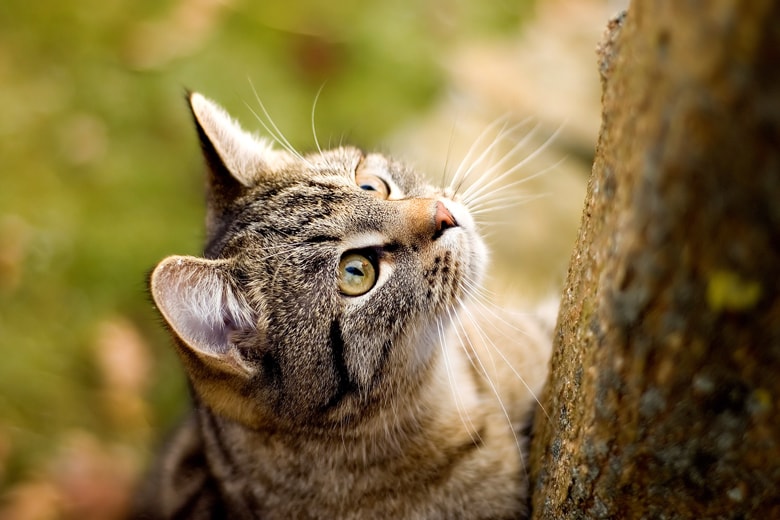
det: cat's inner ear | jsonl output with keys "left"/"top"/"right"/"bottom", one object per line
{"left": 188, "top": 92, "right": 290, "bottom": 188}
{"left": 150, "top": 255, "right": 257, "bottom": 375}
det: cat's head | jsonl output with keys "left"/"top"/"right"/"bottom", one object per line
{"left": 150, "top": 93, "right": 487, "bottom": 431}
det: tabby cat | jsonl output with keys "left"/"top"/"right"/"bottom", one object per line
{"left": 131, "top": 92, "right": 553, "bottom": 519}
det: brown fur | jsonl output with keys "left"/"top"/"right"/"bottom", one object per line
{"left": 131, "top": 92, "right": 552, "bottom": 519}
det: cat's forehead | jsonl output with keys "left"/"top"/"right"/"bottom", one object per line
{"left": 303, "top": 146, "right": 363, "bottom": 175}
{"left": 297, "top": 148, "right": 427, "bottom": 198}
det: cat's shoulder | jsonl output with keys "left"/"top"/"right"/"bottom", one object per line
{"left": 130, "top": 413, "right": 227, "bottom": 519}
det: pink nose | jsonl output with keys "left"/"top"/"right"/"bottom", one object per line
{"left": 434, "top": 201, "right": 457, "bottom": 235}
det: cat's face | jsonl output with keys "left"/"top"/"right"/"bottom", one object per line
{"left": 150, "top": 93, "right": 487, "bottom": 430}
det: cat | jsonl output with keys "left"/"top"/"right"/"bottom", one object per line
{"left": 130, "top": 92, "right": 553, "bottom": 519}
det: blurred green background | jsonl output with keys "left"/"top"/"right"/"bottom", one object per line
{"left": 0, "top": 0, "right": 610, "bottom": 516}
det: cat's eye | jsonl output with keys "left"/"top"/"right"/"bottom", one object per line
{"left": 338, "top": 252, "right": 377, "bottom": 296}
{"left": 355, "top": 172, "right": 389, "bottom": 199}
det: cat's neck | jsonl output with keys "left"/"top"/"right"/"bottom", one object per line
{"left": 193, "top": 328, "right": 523, "bottom": 516}
{"left": 200, "top": 330, "right": 484, "bottom": 454}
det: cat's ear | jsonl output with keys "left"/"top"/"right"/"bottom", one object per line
{"left": 187, "top": 92, "right": 290, "bottom": 237}
{"left": 188, "top": 92, "right": 288, "bottom": 187}
{"left": 150, "top": 255, "right": 258, "bottom": 377}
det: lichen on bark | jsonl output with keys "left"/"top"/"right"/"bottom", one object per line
{"left": 529, "top": 1, "right": 780, "bottom": 517}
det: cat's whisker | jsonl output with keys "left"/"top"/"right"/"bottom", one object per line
{"left": 454, "top": 302, "right": 501, "bottom": 379}
{"left": 474, "top": 230, "right": 499, "bottom": 245}
{"left": 458, "top": 291, "right": 521, "bottom": 335}
{"left": 453, "top": 305, "right": 531, "bottom": 478}
{"left": 463, "top": 126, "right": 561, "bottom": 210}
{"left": 464, "top": 157, "right": 565, "bottom": 214}
{"left": 247, "top": 80, "right": 312, "bottom": 166}
{"left": 437, "top": 316, "right": 482, "bottom": 448}
{"left": 436, "top": 317, "right": 479, "bottom": 434}
{"left": 253, "top": 242, "right": 310, "bottom": 262}
{"left": 459, "top": 277, "right": 546, "bottom": 335}
{"left": 460, "top": 120, "right": 545, "bottom": 195}
{"left": 448, "top": 307, "right": 525, "bottom": 462}
{"left": 458, "top": 283, "right": 500, "bottom": 315}
{"left": 450, "top": 117, "right": 533, "bottom": 197}
{"left": 440, "top": 118, "right": 459, "bottom": 189}
{"left": 469, "top": 307, "right": 549, "bottom": 422}
{"left": 260, "top": 248, "right": 301, "bottom": 262}
{"left": 459, "top": 275, "right": 532, "bottom": 330}
{"left": 468, "top": 193, "right": 548, "bottom": 217}
{"left": 446, "top": 115, "right": 507, "bottom": 193}
{"left": 462, "top": 126, "right": 565, "bottom": 208}
{"left": 457, "top": 278, "right": 551, "bottom": 422}
{"left": 458, "top": 120, "right": 541, "bottom": 203}
{"left": 311, "top": 83, "right": 326, "bottom": 156}
{"left": 453, "top": 301, "right": 505, "bottom": 388}
{"left": 243, "top": 100, "right": 302, "bottom": 162}
{"left": 456, "top": 280, "right": 488, "bottom": 304}
{"left": 459, "top": 272, "right": 498, "bottom": 302}
{"left": 446, "top": 115, "right": 515, "bottom": 195}
{"left": 467, "top": 190, "right": 547, "bottom": 209}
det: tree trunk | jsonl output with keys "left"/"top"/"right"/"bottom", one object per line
{"left": 529, "top": 1, "right": 780, "bottom": 518}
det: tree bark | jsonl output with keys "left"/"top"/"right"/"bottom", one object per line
{"left": 529, "top": 1, "right": 780, "bottom": 518}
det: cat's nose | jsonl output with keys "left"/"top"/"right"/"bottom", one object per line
{"left": 433, "top": 201, "right": 457, "bottom": 239}
{"left": 396, "top": 198, "right": 459, "bottom": 241}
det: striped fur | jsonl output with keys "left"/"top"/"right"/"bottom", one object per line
{"left": 131, "top": 93, "right": 552, "bottom": 519}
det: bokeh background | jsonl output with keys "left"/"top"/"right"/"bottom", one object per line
{"left": 0, "top": 0, "right": 624, "bottom": 517}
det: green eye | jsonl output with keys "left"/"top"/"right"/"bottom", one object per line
{"left": 338, "top": 253, "right": 377, "bottom": 296}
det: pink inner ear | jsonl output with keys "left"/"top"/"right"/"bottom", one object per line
{"left": 173, "top": 295, "right": 232, "bottom": 355}
{"left": 151, "top": 256, "right": 255, "bottom": 357}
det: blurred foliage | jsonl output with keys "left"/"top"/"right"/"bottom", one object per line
{"left": 0, "top": 0, "right": 536, "bottom": 504}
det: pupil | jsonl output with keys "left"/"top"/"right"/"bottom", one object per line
{"left": 360, "top": 184, "right": 377, "bottom": 191}
{"left": 346, "top": 265, "right": 364, "bottom": 276}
